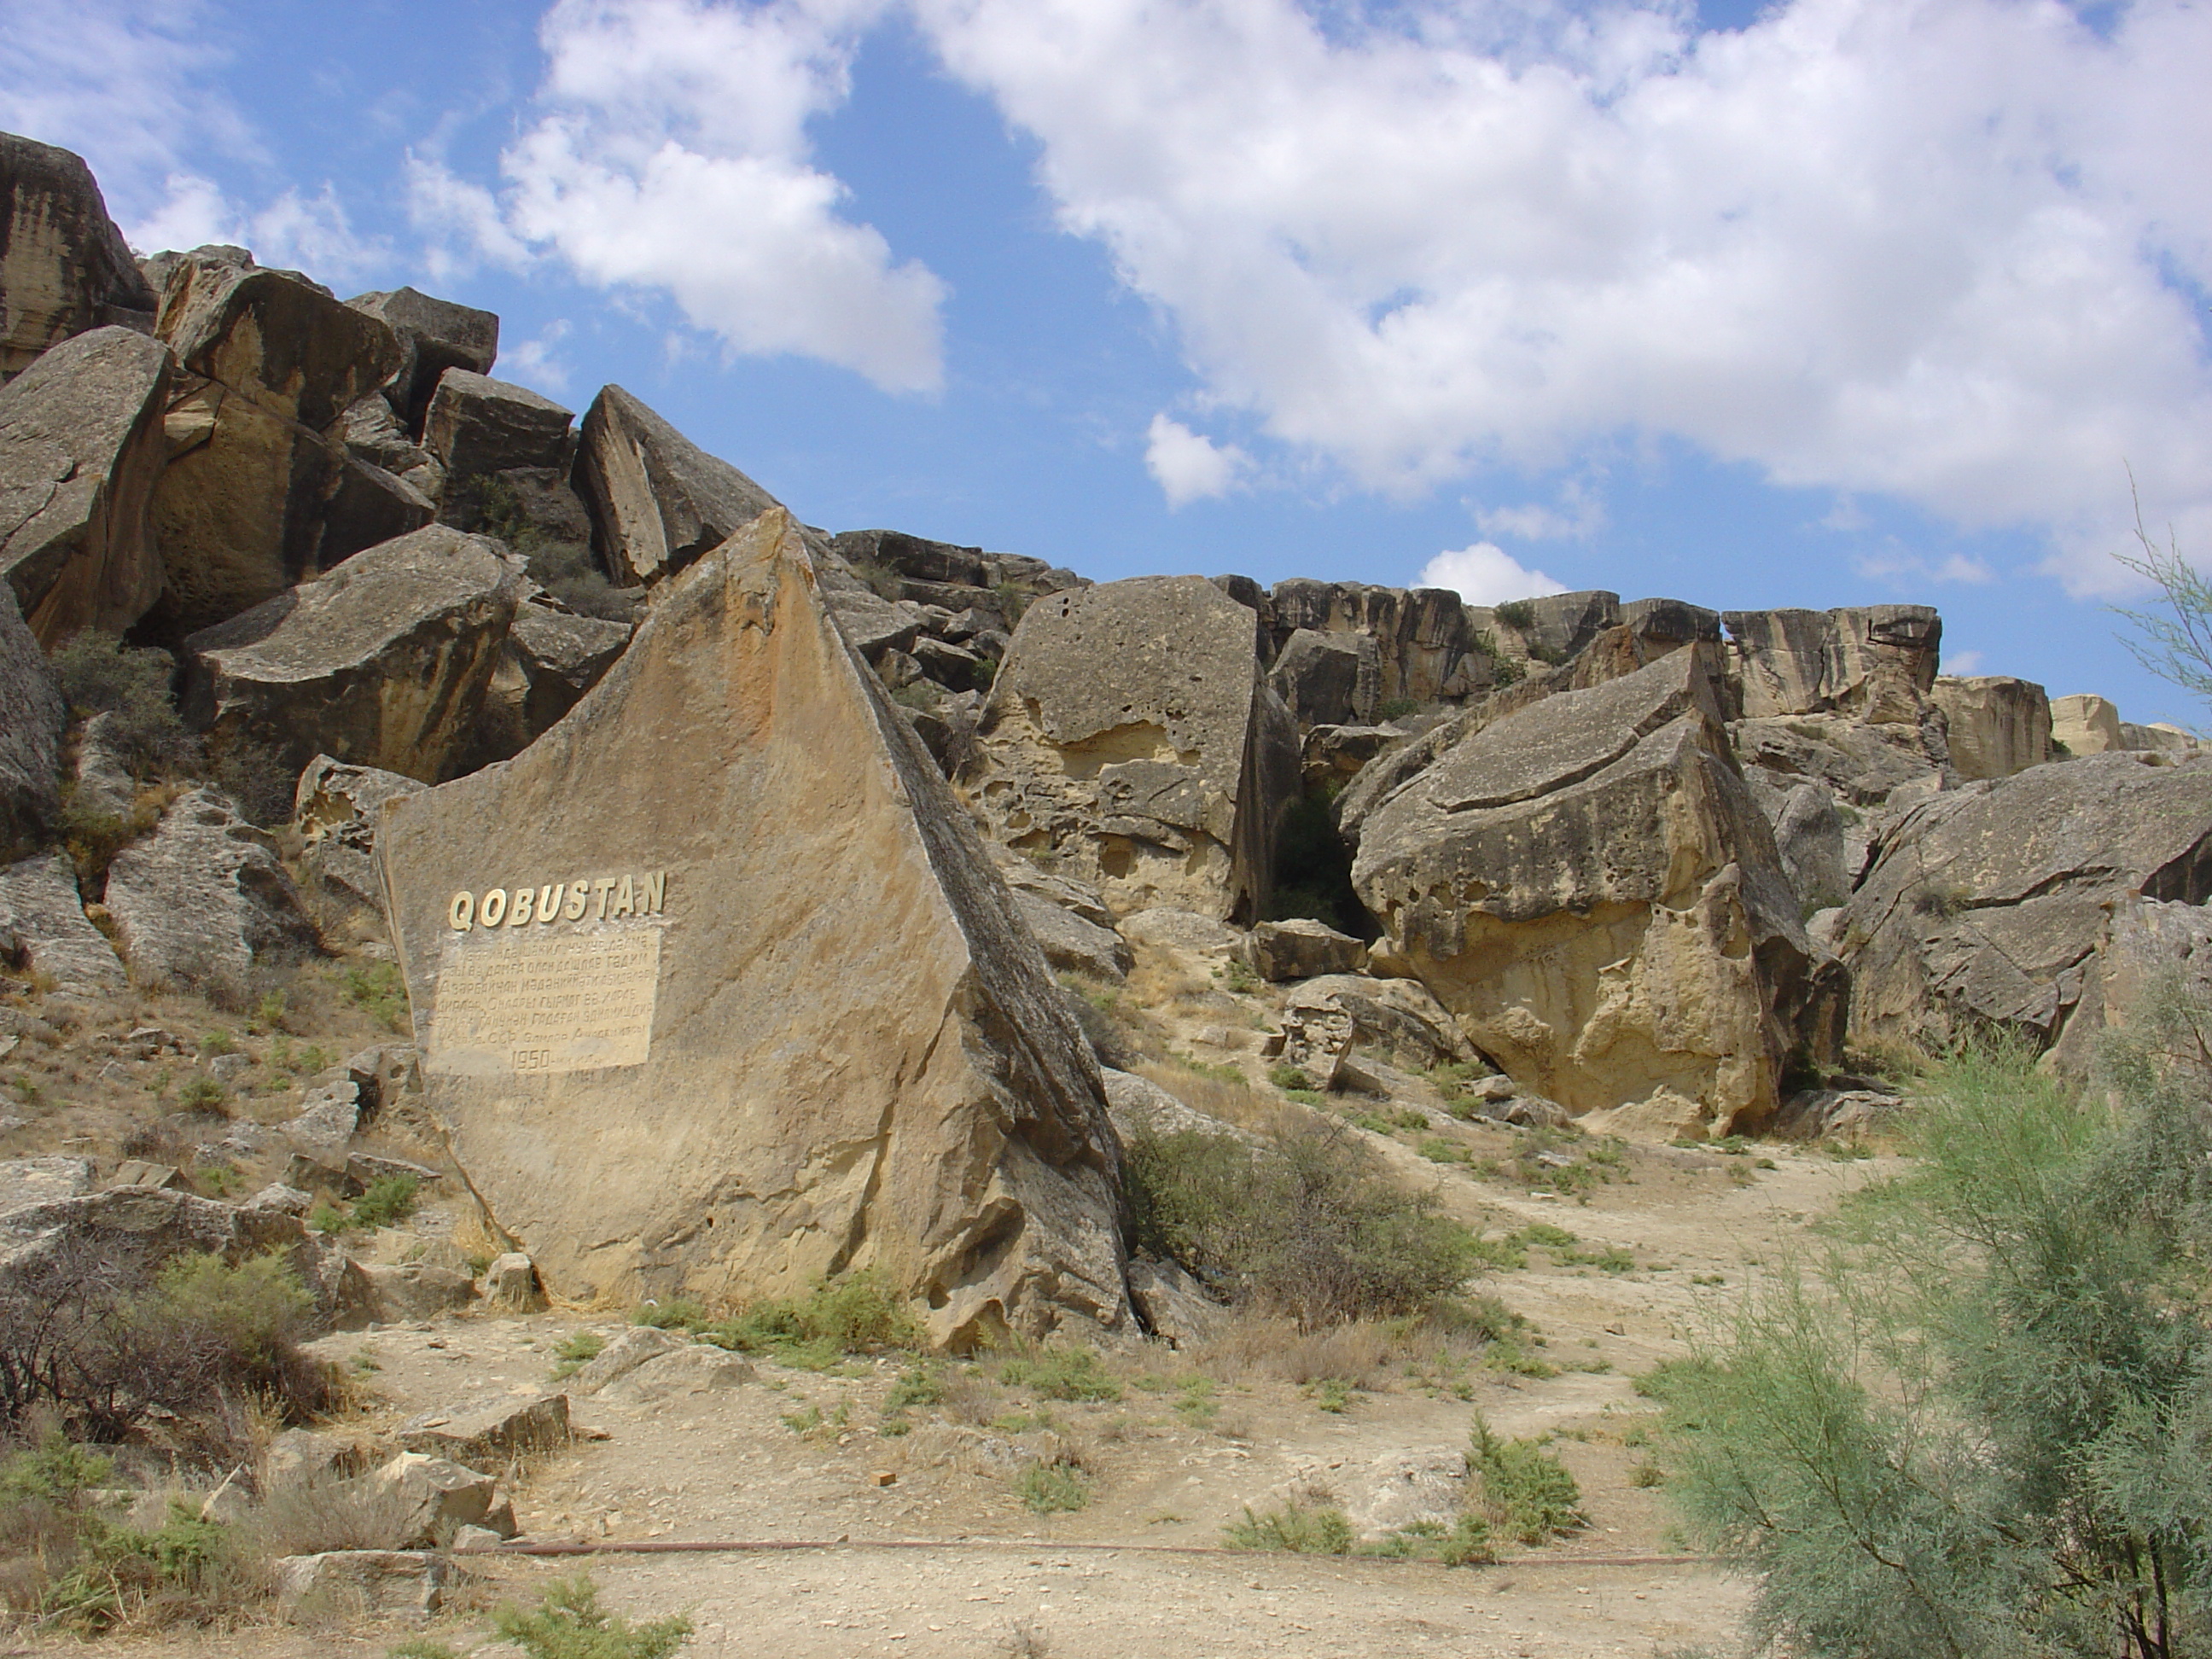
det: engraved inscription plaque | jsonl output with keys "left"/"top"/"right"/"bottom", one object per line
{"left": 426, "top": 928, "right": 661, "bottom": 1076}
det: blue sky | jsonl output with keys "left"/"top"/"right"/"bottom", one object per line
{"left": 4, "top": 0, "right": 2209, "bottom": 722}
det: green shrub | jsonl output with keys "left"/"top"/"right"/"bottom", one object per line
{"left": 176, "top": 1075, "right": 228, "bottom": 1114}
{"left": 1491, "top": 599, "right": 1536, "bottom": 630}
{"left": 883, "top": 1367, "right": 944, "bottom": 1412}
{"left": 1467, "top": 1413, "right": 1585, "bottom": 1543}
{"left": 1224, "top": 1499, "right": 1353, "bottom": 1554}
{"left": 550, "top": 1330, "right": 605, "bottom": 1380}
{"left": 1436, "top": 1511, "right": 1498, "bottom": 1565}
{"left": 1124, "top": 1117, "right": 1476, "bottom": 1328}
{"left": 1376, "top": 696, "right": 1421, "bottom": 721}
{"left": 46, "top": 632, "right": 191, "bottom": 774}
{"left": 698, "top": 1270, "right": 923, "bottom": 1365}
{"left": 1268, "top": 1063, "right": 1313, "bottom": 1092}
{"left": 197, "top": 1030, "right": 235, "bottom": 1057}
{"left": 348, "top": 1174, "right": 421, "bottom": 1231}
{"left": 492, "top": 1574, "right": 693, "bottom": 1659}
{"left": 342, "top": 962, "right": 408, "bottom": 1031}
{"left": 998, "top": 1347, "right": 1122, "bottom": 1403}
{"left": 632, "top": 1298, "right": 708, "bottom": 1331}
{"left": 1016, "top": 1459, "right": 1091, "bottom": 1514}
{"left": 39, "top": 1501, "right": 235, "bottom": 1628}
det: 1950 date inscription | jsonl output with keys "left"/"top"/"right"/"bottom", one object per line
{"left": 425, "top": 929, "right": 661, "bottom": 1077}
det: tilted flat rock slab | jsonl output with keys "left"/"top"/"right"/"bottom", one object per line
{"left": 0, "top": 581, "right": 62, "bottom": 857}
{"left": 1840, "top": 751, "right": 2212, "bottom": 1049}
{"left": 573, "top": 384, "right": 784, "bottom": 587}
{"left": 0, "top": 326, "right": 171, "bottom": 643}
{"left": 960, "top": 575, "right": 1299, "bottom": 922}
{"left": 375, "top": 509, "right": 1127, "bottom": 1348}
{"left": 183, "top": 524, "right": 525, "bottom": 784}
{"left": 0, "top": 853, "right": 123, "bottom": 989}
{"left": 1353, "top": 646, "right": 1830, "bottom": 1132}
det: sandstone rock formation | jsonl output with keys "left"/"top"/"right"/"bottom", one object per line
{"left": 1722, "top": 604, "right": 1941, "bottom": 722}
{"left": 0, "top": 853, "right": 124, "bottom": 989}
{"left": 960, "top": 575, "right": 1300, "bottom": 922}
{"left": 1352, "top": 646, "right": 1835, "bottom": 1132}
{"left": 0, "top": 326, "right": 172, "bottom": 642}
{"left": 1840, "top": 752, "right": 2212, "bottom": 1051}
{"left": 103, "top": 788, "right": 319, "bottom": 998}
{"left": 0, "top": 583, "right": 62, "bottom": 856}
{"left": 150, "top": 250, "right": 426, "bottom": 630}
{"left": 1932, "top": 675, "right": 2052, "bottom": 781}
{"left": 573, "top": 385, "right": 783, "bottom": 587}
{"left": 345, "top": 287, "right": 498, "bottom": 429}
{"left": 293, "top": 756, "right": 428, "bottom": 924}
{"left": 182, "top": 524, "right": 526, "bottom": 783}
{"left": 1266, "top": 580, "right": 1503, "bottom": 709}
{"left": 0, "top": 135, "right": 158, "bottom": 378}
{"left": 1248, "top": 917, "right": 1366, "bottom": 982}
{"left": 2050, "top": 692, "right": 2123, "bottom": 754}
{"left": 422, "top": 370, "right": 572, "bottom": 493}
{"left": 375, "top": 509, "right": 1128, "bottom": 1347}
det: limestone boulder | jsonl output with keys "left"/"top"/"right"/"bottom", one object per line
{"left": 1269, "top": 628, "right": 1377, "bottom": 727}
{"left": 0, "top": 327, "right": 171, "bottom": 642}
{"left": 0, "top": 854, "right": 124, "bottom": 990}
{"left": 1279, "top": 975, "right": 1472, "bottom": 1072}
{"left": 2051, "top": 693, "right": 2122, "bottom": 755}
{"left": 1340, "top": 1448, "right": 1470, "bottom": 1543}
{"left": 507, "top": 604, "right": 632, "bottom": 734}
{"left": 1013, "top": 892, "right": 1132, "bottom": 981}
{"left": 1722, "top": 605, "right": 1941, "bottom": 723}
{"left": 1932, "top": 675, "right": 2052, "bottom": 781}
{"left": 399, "top": 1394, "right": 569, "bottom": 1465}
{"left": 0, "top": 1185, "right": 368, "bottom": 1331}
{"left": 1730, "top": 712, "right": 1953, "bottom": 881}
{"left": 182, "top": 524, "right": 525, "bottom": 784}
{"left": 567, "top": 1325, "right": 686, "bottom": 1393}
{"left": 0, "top": 1155, "right": 93, "bottom": 1214}
{"left": 990, "top": 852, "right": 1115, "bottom": 929}
{"left": 597, "top": 1344, "right": 756, "bottom": 1406}
{"left": 0, "top": 583, "right": 62, "bottom": 856}
{"left": 344, "top": 288, "right": 499, "bottom": 428}
{"left": 1125, "top": 1256, "right": 1222, "bottom": 1348}
{"left": 103, "top": 788, "right": 319, "bottom": 999}
{"left": 1301, "top": 724, "right": 1401, "bottom": 793}
{"left": 960, "top": 575, "right": 1301, "bottom": 922}
{"left": 573, "top": 384, "right": 784, "bottom": 587}
{"left": 293, "top": 755, "right": 426, "bottom": 923}
{"left": 0, "top": 135, "right": 158, "bottom": 377}
{"left": 155, "top": 253, "right": 400, "bottom": 431}
{"left": 1100, "top": 1067, "right": 1256, "bottom": 1144}
{"left": 371, "top": 1452, "right": 507, "bottom": 1545}
{"left": 71, "top": 712, "right": 139, "bottom": 819}
{"left": 1476, "top": 589, "right": 1627, "bottom": 665}
{"left": 375, "top": 509, "right": 1128, "bottom": 1347}
{"left": 1352, "top": 646, "right": 1836, "bottom": 1132}
{"left": 1248, "top": 917, "right": 1366, "bottom": 982}
{"left": 1268, "top": 580, "right": 1501, "bottom": 706}
{"left": 1765, "top": 782, "right": 1852, "bottom": 913}
{"left": 275, "top": 1551, "right": 456, "bottom": 1623}
{"left": 422, "top": 371, "right": 572, "bottom": 493}
{"left": 1839, "top": 752, "right": 2212, "bottom": 1051}
{"left": 477, "top": 1252, "right": 546, "bottom": 1313}
{"left": 359, "top": 1261, "right": 477, "bottom": 1321}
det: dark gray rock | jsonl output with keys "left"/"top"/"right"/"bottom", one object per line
{"left": 103, "top": 788, "right": 318, "bottom": 999}
{"left": 182, "top": 524, "right": 526, "bottom": 784}
{"left": 422, "top": 370, "right": 573, "bottom": 490}
{"left": 0, "top": 326, "right": 172, "bottom": 642}
{"left": 0, "top": 135, "right": 158, "bottom": 377}
{"left": 1270, "top": 628, "right": 1377, "bottom": 727}
{"left": 0, "top": 582, "right": 61, "bottom": 855}
{"left": 573, "top": 384, "right": 784, "bottom": 586}
{"left": 344, "top": 287, "right": 498, "bottom": 429}
{"left": 507, "top": 604, "right": 632, "bottom": 734}
{"left": 1014, "top": 891, "right": 1132, "bottom": 981}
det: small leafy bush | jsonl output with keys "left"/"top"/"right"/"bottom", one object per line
{"left": 342, "top": 962, "right": 408, "bottom": 1031}
{"left": 883, "top": 1367, "right": 945, "bottom": 1412}
{"left": 347, "top": 1174, "right": 421, "bottom": 1231}
{"left": 1491, "top": 598, "right": 1537, "bottom": 630}
{"left": 1224, "top": 1499, "right": 1353, "bottom": 1554}
{"left": 550, "top": 1330, "right": 605, "bottom": 1380}
{"left": 632, "top": 1297, "right": 708, "bottom": 1331}
{"left": 1016, "top": 1458, "right": 1091, "bottom": 1514}
{"left": 176, "top": 1075, "right": 228, "bottom": 1115}
{"left": 698, "top": 1270, "right": 923, "bottom": 1366}
{"left": 997, "top": 1346, "right": 1122, "bottom": 1403}
{"left": 1467, "top": 1413, "right": 1585, "bottom": 1544}
{"left": 46, "top": 632, "right": 192, "bottom": 775}
{"left": 492, "top": 1574, "right": 693, "bottom": 1659}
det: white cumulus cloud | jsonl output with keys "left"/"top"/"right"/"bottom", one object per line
{"left": 426, "top": 0, "right": 948, "bottom": 394}
{"left": 916, "top": 0, "right": 2212, "bottom": 573}
{"left": 1417, "top": 543, "right": 1569, "bottom": 605}
{"left": 1144, "top": 415, "right": 1249, "bottom": 508}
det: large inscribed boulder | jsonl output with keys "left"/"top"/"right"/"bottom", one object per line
{"left": 958, "top": 575, "right": 1300, "bottom": 922}
{"left": 0, "top": 327, "right": 171, "bottom": 643}
{"left": 1839, "top": 752, "right": 2212, "bottom": 1051}
{"left": 375, "top": 509, "right": 1127, "bottom": 1348}
{"left": 1352, "top": 647, "right": 1834, "bottom": 1132}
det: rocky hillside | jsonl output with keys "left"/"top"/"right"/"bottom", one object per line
{"left": 6, "top": 127, "right": 2212, "bottom": 1352}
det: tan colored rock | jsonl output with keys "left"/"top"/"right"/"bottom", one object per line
{"left": 478, "top": 1251, "right": 546, "bottom": 1313}
{"left": 182, "top": 524, "right": 526, "bottom": 783}
{"left": 1125, "top": 1256, "right": 1222, "bottom": 1348}
{"left": 399, "top": 1394, "right": 569, "bottom": 1465}
{"left": 597, "top": 1344, "right": 756, "bottom": 1405}
{"left": 375, "top": 509, "right": 1127, "bottom": 1347}
{"left": 567, "top": 1325, "right": 687, "bottom": 1393}
{"left": 1268, "top": 580, "right": 1506, "bottom": 707}
{"left": 1248, "top": 918, "right": 1365, "bottom": 982}
{"left": 960, "top": 575, "right": 1300, "bottom": 922}
{"left": 1931, "top": 675, "right": 2052, "bottom": 780}
{"left": 275, "top": 1550, "right": 456, "bottom": 1623}
{"left": 1014, "top": 892, "right": 1132, "bottom": 981}
{"left": 1279, "top": 975, "right": 1471, "bottom": 1071}
{"left": 0, "top": 1155, "right": 93, "bottom": 1214}
{"left": 293, "top": 755, "right": 427, "bottom": 928}
{"left": 0, "top": 584, "right": 62, "bottom": 857}
{"left": 360, "top": 1262, "right": 477, "bottom": 1321}
{"left": 371, "top": 1452, "right": 505, "bottom": 1545}
{"left": 573, "top": 384, "right": 783, "bottom": 586}
{"left": 0, "top": 136, "right": 157, "bottom": 378}
{"left": 0, "top": 853, "right": 121, "bottom": 990}
{"left": 0, "top": 327, "right": 172, "bottom": 643}
{"left": 345, "top": 288, "right": 499, "bottom": 429}
{"left": 1352, "top": 646, "right": 1836, "bottom": 1132}
{"left": 2119, "top": 719, "right": 2201, "bottom": 754}
{"left": 422, "top": 370, "right": 572, "bottom": 491}
{"left": 2049, "top": 692, "right": 2122, "bottom": 755}
{"left": 1839, "top": 751, "right": 2212, "bottom": 1052}
{"left": 1723, "top": 605, "right": 1941, "bottom": 723}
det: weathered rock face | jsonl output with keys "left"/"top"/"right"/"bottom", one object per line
{"left": 0, "top": 135, "right": 158, "bottom": 378}
{"left": 1269, "top": 628, "right": 1377, "bottom": 727}
{"left": 960, "top": 576, "right": 1301, "bottom": 923}
{"left": 422, "top": 371, "right": 572, "bottom": 494}
{"left": 1839, "top": 752, "right": 2212, "bottom": 1051}
{"left": 1352, "top": 646, "right": 1835, "bottom": 1132}
{"left": 1266, "top": 581, "right": 1499, "bottom": 708}
{"left": 573, "top": 385, "right": 783, "bottom": 587}
{"left": 1729, "top": 713, "right": 1953, "bottom": 886}
{"left": 1931, "top": 675, "right": 2051, "bottom": 781}
{"left": 0, "top": 582, "right": 62, "bottom": 857}
{"left": 1722, "top": 605, "right": 1941, "bottom": 723}
{"left": 0, "top": 853, "right": 124, "bottom": 990}
{"left": 2050, "top": 692, "right": 2123, "bottom": 755}
{"left": 150, "top": 252, "right": 422, "bottom": 632}
{"left": 375, "top": 509, "right": 1128, "bottom": 1348}
{"left": 103, "top": 788, "right": 319, "bottom": 998}
{"left": 182, "top": 524, "right": 526, "bottom": 784}
{"left": 344, "top": 288, "right": 498, "bottom": 429}
{"left": 506, "top": 604, "right": 632, "bottom": 735}
{"left": 293, "top": 755, "right": 427, "bottom": 928}
{"left": 0, "top": 327, "right": 172, "bottom": 643}
{"left": 1248, "top": 917, "right": 1365, "bottom": 982}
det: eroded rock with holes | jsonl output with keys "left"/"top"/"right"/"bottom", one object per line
{"left": 1840, "top": 751, "right": 2212, "bottom": 1052}
{"left": 375, "top": 510, "right": 1128, "bottom": 1347}
{"left": 1353, "top": 645, "right": 1837, "bottom": 1133}
{"left": 959, "top": 575, "right": 1300, "bottom": 922}
{"left": 292, "top": 754, "right": 426, "bottom": 928}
